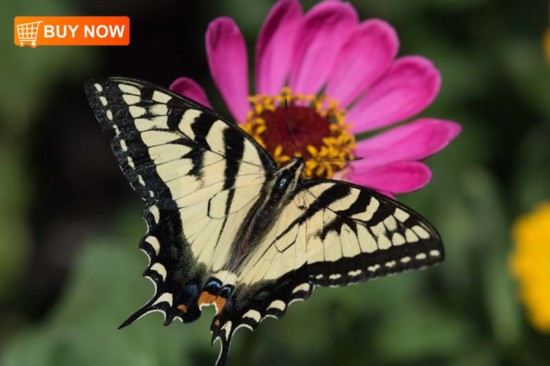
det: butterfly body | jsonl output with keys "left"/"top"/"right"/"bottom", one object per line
{"left": 230, "top": 156, "right": 304, "bottom": 264}
{"left": 85, "top": 77, "right": 444, "bottom": 366}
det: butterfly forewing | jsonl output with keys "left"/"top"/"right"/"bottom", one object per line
{"left": 234, "top": 181, "right": 442, "bottom": 287}
{"left": 300, "top": 181, "right": 443, "bottom": 284}
{"left": 85, "top": 78, "right": 275, "bottom": 204}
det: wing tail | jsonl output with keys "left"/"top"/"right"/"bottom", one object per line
{"left": 212, "top": 326, "right": 233, "bottom": 366}
{"left": 118, "top": 303, "right": 153, "bottom": 329}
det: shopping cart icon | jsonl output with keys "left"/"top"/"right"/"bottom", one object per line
{"left": 16, "top": 20, "right": 43, "bottom": 48}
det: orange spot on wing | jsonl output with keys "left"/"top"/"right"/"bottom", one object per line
{"left": 197, "top": 291, "right": 217, "bottom": 308}
{"left": 177, "top": 304, "right": 187, "bottom": 313}
{"left": 214, "top": 319, "right": 220, "bottom": 327}
{"left": 197, "top": 291, "right": 229, "bottom": 315}
{"left": 215, "top": 297, "right": 227, "bottom": 313}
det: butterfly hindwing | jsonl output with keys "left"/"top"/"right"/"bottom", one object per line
{"left": 119, "top": 203, "right": 208, "bottom": 326}
{"left": 210, "top": 273, "right": 314, "bottom": 366}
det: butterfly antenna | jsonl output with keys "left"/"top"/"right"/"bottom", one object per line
{"left": 282, "top": 99, "right": 300, "bottom": 159}
{"left": 306, "top": 156, "right": 364, "bottom": 164}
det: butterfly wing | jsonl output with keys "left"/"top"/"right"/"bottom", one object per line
{"left": 297, "top": 180, "right": 443, "bottom": 284}
{"left": 85, "top": 78, "right": 277, "bottom": 325}
{"left": 210, "top": 180, "right": 443, "bottom": 364}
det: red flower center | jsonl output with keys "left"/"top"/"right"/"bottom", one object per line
{"left": 243, "top": 87, "right": 356, "bottom": 179}
{"left": 261, "top": 105, "right": 331, "bottom": 160}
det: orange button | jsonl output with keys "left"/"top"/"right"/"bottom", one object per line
{"left": 14, "top": 16, "right": 130, "bottom": 47}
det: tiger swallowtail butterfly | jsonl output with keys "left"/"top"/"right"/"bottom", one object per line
{"left": 85, "top": 77, "right": 444, "bottom": 366}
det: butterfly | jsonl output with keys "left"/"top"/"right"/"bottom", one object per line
{"left": 85, "top": 77, "right": 444, "bottom": 366}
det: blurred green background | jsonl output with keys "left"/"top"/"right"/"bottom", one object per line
{"left": 1, "top": 0, "right": 549, "bottom": 365}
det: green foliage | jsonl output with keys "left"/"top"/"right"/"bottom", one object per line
{"left": 2, "top": 241, "right": 215, "bottom": 366}
{"left": 0, "top": 147, "right": 30, "bottom": 301}
{"left": 0, "top": 0, "right": 94, "bottom": 302}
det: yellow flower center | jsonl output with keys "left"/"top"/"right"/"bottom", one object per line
{"left": 242, "top": 87, "right": 355, "bottom": 179}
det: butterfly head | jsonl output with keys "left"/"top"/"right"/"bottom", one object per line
{"left": 272, "top": 157, "right": 305, "bottom": 197}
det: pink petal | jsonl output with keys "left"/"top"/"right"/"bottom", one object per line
{"left": 288, "top": 1, "right": 358, "bottom": 95}
{"left": 353, "top": 118, "right": 461, "bottom": 170}
{"left": 255, "top": 0, "right": 303, "bottom": 95}
{"left": 206, "top": 17, "right": 249, "bottom": 122}
{"left": 348, "top": 56, "right": 441, "bottom": 133}
{"left": 170, "top": 77, "right": 212, "bottom": 108}
{"left": 347, "top": 161, "right": 432, "bottom": 194}
{"left": 325, "top": 19, "right": 399, "bottom": 107}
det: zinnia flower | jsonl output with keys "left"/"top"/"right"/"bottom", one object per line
{"left": 171, "top": 0, "right": 460, "bottom": 196}
{"left": 510, "top": 202, "right": 550, "bottom": 333}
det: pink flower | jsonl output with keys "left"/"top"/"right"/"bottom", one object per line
{"left": 171, "top": 0, "right": 461, "bottom": 196}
